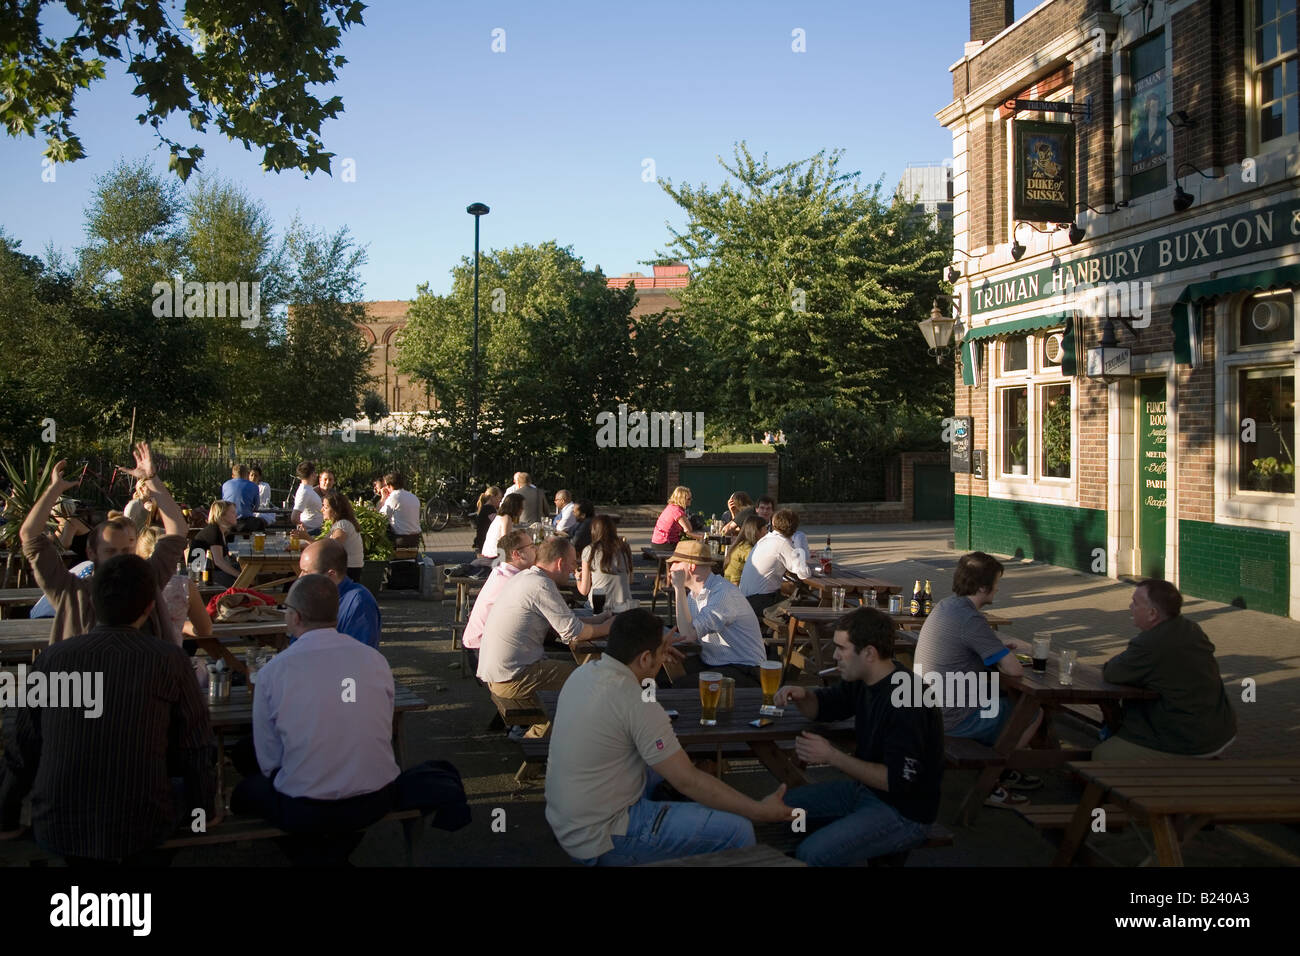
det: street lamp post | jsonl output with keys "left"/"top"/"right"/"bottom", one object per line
{"left": 466, "top": 202, "right": 490, "bottom": 480}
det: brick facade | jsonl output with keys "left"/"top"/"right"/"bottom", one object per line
{"left": 941, "top": 0, "right": 1300, "bottom": 616}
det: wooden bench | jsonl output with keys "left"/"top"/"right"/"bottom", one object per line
{"left": 0, "top": 809, "right": 427, "bottom": 866}
{"left": 1015, "top": 803, "right": 1130, "bottom": 831}
{"left": 486, "top": 692, "right": 548, "bottom": 734}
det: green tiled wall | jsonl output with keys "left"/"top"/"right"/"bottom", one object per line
{"left": 954, "top": 495, "right": 1107, "bottom": 574}
{"left": 1178, "top": 519, "right": 1289, "bottom": 616}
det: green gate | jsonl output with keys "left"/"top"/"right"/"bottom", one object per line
{"left": 677, "top": 464, "right": 768, "bottom": 518}
{"left": 913, "top": 464, "right": 954, "bottom": 520}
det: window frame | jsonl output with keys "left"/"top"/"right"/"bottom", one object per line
{"left": 1247, "top": 0, "right": 1300, "bottom": 156}
{"left": 987, "top": 330, "right": 1077, "bottom": 502}
{"left": 1216, "top": 288, "right": 1300, "bottom": 528}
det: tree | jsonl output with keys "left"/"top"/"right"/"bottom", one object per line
{"left": 656, "top": 143, "right": 953, "bottom": 438}
{"left": 398, "top": 242, "right": 639, "bottom": 464}
{"left": 265, "top": 219, "right": 373, "bottom": 435}
{"left": 76, "top": 158, "right": 184, "bottom": 304}
{"left": 0, "top": 0, "right": 367, "bottom": 179}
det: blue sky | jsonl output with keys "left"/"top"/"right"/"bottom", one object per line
{"left": 0, "top": 1, "right": 1041, "bottom": 300}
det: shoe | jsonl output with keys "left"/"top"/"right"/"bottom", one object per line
{"left": 1000, "top": 770, "right": 1043, "bottom": 791}
{"left": 984, "top": 786, "right": 1030, "bottom": 808}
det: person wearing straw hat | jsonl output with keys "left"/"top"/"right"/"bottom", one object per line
{"left": 668, "top": 538, "right": 767, "bottom": 686}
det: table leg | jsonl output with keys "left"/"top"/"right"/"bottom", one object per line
{"left": 193, "top": 637, "right": 249, "bottom": 676}
{"left": 956, "top": 693, "right": 1041, "bottom": 825}
{"left": 1149, "top": 814, "right": 1185, "bottom": 866}
{"left": 232, "top": 565, "right": 258, "bottom": 589}
{"left": 749, "top": 740, "right": 809, "bottom": 788}
{"left": 1052, "top": 780, "right": 1105, "bottom": 866}
{"left": 784, "top": 618, "right": 799, "bottom": 672}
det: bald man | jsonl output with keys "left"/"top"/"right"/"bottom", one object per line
{"left": 299, "top": 539, "right": 381, "bottom": 649}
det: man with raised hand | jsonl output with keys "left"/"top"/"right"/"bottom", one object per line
{"left": 21, "top": 443, "right": 189, "bottom": 645}
{"left": 776, "top": 606, "right": 944, "bottom": 866}
{"left": 670, "top": 538, "right": 767, "bottom": 687}
{"left": 546, "top": 607, "right": 792, "bottom": 865}
{"left": 0, "top": 554, "right": 216, "bottom": 864}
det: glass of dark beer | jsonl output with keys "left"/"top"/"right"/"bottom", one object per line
{"left": 1031, "top": 633, "right": 1051, "bottom": 673}
{"left": 592, "top": 590, "right": 607, "bottom": 614}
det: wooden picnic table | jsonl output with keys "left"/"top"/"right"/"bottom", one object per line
{"left": 229, "top": 550, "right": 301, "bottom": 590}
{"left": 0, "top": 588, "right": 43, "bottom": 619}
{"left": 1052, "top": 759, "right": 1300, "bottom": 867}
{"left": 778, "top": 606, "right": 922, "bottom": 678}
{"left": 793, "top": 566, "right": 901, "bottom": 607}
{"left": 539, "top": 687, "right": 854, "bottom": 788}
{"left": 953, "top": 655, "right": 1161, "bottom": 824}
{"left": 0, "top": 616, "right": 288, "bottom": 673}
{"left": 192, "top": 619, "right": 290, "bottom": 675}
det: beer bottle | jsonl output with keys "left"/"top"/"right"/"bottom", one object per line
{"left": 923, "top": 579, "right": 933, "bottom": 616}
{"left": 820, "top": 536, "right": 833, "bottom": 575}
{"left": 910, "top": 579, "right": 922, "bottom": 617}
{"left": 201, "top": 549, "right": 211, "bottom": 585}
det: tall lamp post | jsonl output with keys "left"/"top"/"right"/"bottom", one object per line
{"left": 466, "top": 202, "right": 490, "bottom": 480}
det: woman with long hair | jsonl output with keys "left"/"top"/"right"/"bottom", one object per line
{"left": 577, "top": 515, "right": 636, "bottom": 612}
{"left": 193, "top": 500, "right": 240, "bottom": 587}
{"left": 473, "top": 485, "right": 504, "bottom": 555}
{"left": 723, "top": 514, "right": 768, "bottom": 585}
{"left": 476, "top": 492, "right": 523, "bottom": 567}
{"left": 321, "top": 491, "right": 364, "bottom": 581}
{"left": 650, "top": 485, "right": 705, "bottom": 546}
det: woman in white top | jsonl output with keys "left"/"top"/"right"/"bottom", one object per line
{"left": 291, "top": 460, "right": 324, "bottom": 534}
{"left": 476, "top": 493, "right": 523, "bottom": 567}
{"left": 321, "top": 491, "right": 365, "bottom": 580}
{"left": 577, "top": 516, "right": 637, "bottom": 613}
{"left": 249, "top": 466, "right": 273, "bottom": 509}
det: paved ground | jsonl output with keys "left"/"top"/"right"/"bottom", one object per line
{"left": 162, "top": 519, "right": 1300, "bottom": 866}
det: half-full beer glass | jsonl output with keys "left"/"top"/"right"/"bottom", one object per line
{"left": 1032, "top": 633, "right": 1051, "bottom": 673}
{"left": 699, "top": 672, "right": 723, "bottom": 726}
{"left": 759, "top": 661, "right": 783, "bottom": 711}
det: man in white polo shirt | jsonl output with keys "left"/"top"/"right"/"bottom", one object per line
{"left": 477, "top": 537, "right": 613, "bottom": 736}
{"left": 545, "top": 607, "right": 793, "bottom": 865}
{"left": 379, "top": 472, "right": 422, "bottom": 547}
{"left": 739, "top": 508, "right": 810, "bottom": 618}
{"left": 670, "top": 538, "right": 768, "bottom": 686}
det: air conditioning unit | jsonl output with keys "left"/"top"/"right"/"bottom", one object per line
{"left": 1044, "top": 332, "right": 1064, "bottom": 364}
{"left": 1251, "top": 300, "right": 1285, "bottom": 332}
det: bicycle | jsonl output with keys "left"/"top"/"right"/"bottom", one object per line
{"left": 422, "top": 476, "right": 477, "bottom": 532}
{"left": 72, "top": 460, "right": 131, "bottom": 513}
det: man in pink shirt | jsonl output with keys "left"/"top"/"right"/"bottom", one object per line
{"left": 462, "top": 530, "right": 536, "bottom": 669}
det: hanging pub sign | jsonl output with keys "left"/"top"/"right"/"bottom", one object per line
{"left": 1013, "top": 120, "right": 1075, "bottom": 223}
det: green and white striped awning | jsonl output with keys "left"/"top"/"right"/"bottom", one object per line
{"left": 1172, "top": 264, "right": 1300, "bottom": 364}
{"left": 959, "top": 312, "right": 1072, "bottom": 385}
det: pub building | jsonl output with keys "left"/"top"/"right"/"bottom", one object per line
{"left": 937, "top": 0, "right": 1300, "bottom": 616}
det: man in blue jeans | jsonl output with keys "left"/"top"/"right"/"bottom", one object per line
{"left": 545, "top": 608, "right": 793, "bottom": 865}
{"left": 776, "top": 606, "right": 944, "bottom": 866}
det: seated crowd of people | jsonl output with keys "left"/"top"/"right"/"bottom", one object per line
{"left": 0, "top": 457, "right": 1240, "bottom": 868}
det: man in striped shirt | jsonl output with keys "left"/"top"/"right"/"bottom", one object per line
{"left": 0, "top": 554, "right": 216, "bottom": 863}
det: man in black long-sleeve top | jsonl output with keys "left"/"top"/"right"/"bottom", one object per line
{"left": 776, "top": 606, "right": 944, "bottom": 866}
{"left": 0, "top": 554, "right": 216, "bottom": 864}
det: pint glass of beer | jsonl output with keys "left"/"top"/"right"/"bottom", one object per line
{"left": 253, "top": 532, "right": 265, "bottom": 553}
{"left": 1031, "top": 633, "right": 1051, "bottom": 673}
{"left": 289, "top": 534, "right": 300, "bottom": 553}
{"left": 759, "top": 660, "right": 774, "bottom": 712}
{"left": 699, "top": 672, "right": 723, "bottom": 726}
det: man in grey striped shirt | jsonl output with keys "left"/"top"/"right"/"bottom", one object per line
{"left": 0, "top": 554, "right": 216, "bottom": 863}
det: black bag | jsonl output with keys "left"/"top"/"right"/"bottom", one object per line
{"left": 385, "top": 559, "right": 420, "bottom": 590}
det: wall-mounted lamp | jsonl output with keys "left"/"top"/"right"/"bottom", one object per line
{"left": 947, "top": 248, "right": 977, "bottom": 282}
{"left": 1166, "top": 110, "right": 1197, "bottom": 129}
{"left": 1010, "top": 221, "right": 1067, "bottom": 260}
{"left": 1068, "top": 200, "right": 1130, "bottom": 244}
{"left": 917, "top": 296, "right": 962, "bottom": 365}
{"left": 1171, "top": 162, "right": 1221, "bottom": 213}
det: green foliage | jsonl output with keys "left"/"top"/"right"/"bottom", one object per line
{"left": 0, "top": 447, "right": 56, "bottom": 586}
{"left": 398, "top": 241, "right": 639, "bottom": 465}
{"left": 1249, "top": 456, "right": 1295, "bottom": 492}
{"left": 656, "top": 143, "right": 953, "bottom": 434}
{"left": 1042, "top": 391, "right": 1071, "bottom": 475}
{"left": 350, "top": 502, "right": 394, "bottom": 562}
{"left": 0, "top": 1, "right": 367, "bottom": 179}
{"left": 1010, "top": 436, "right": 1028, "bottom": 466}
{"left": 362, "top": 391, "right": 389, "bottom": 421}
